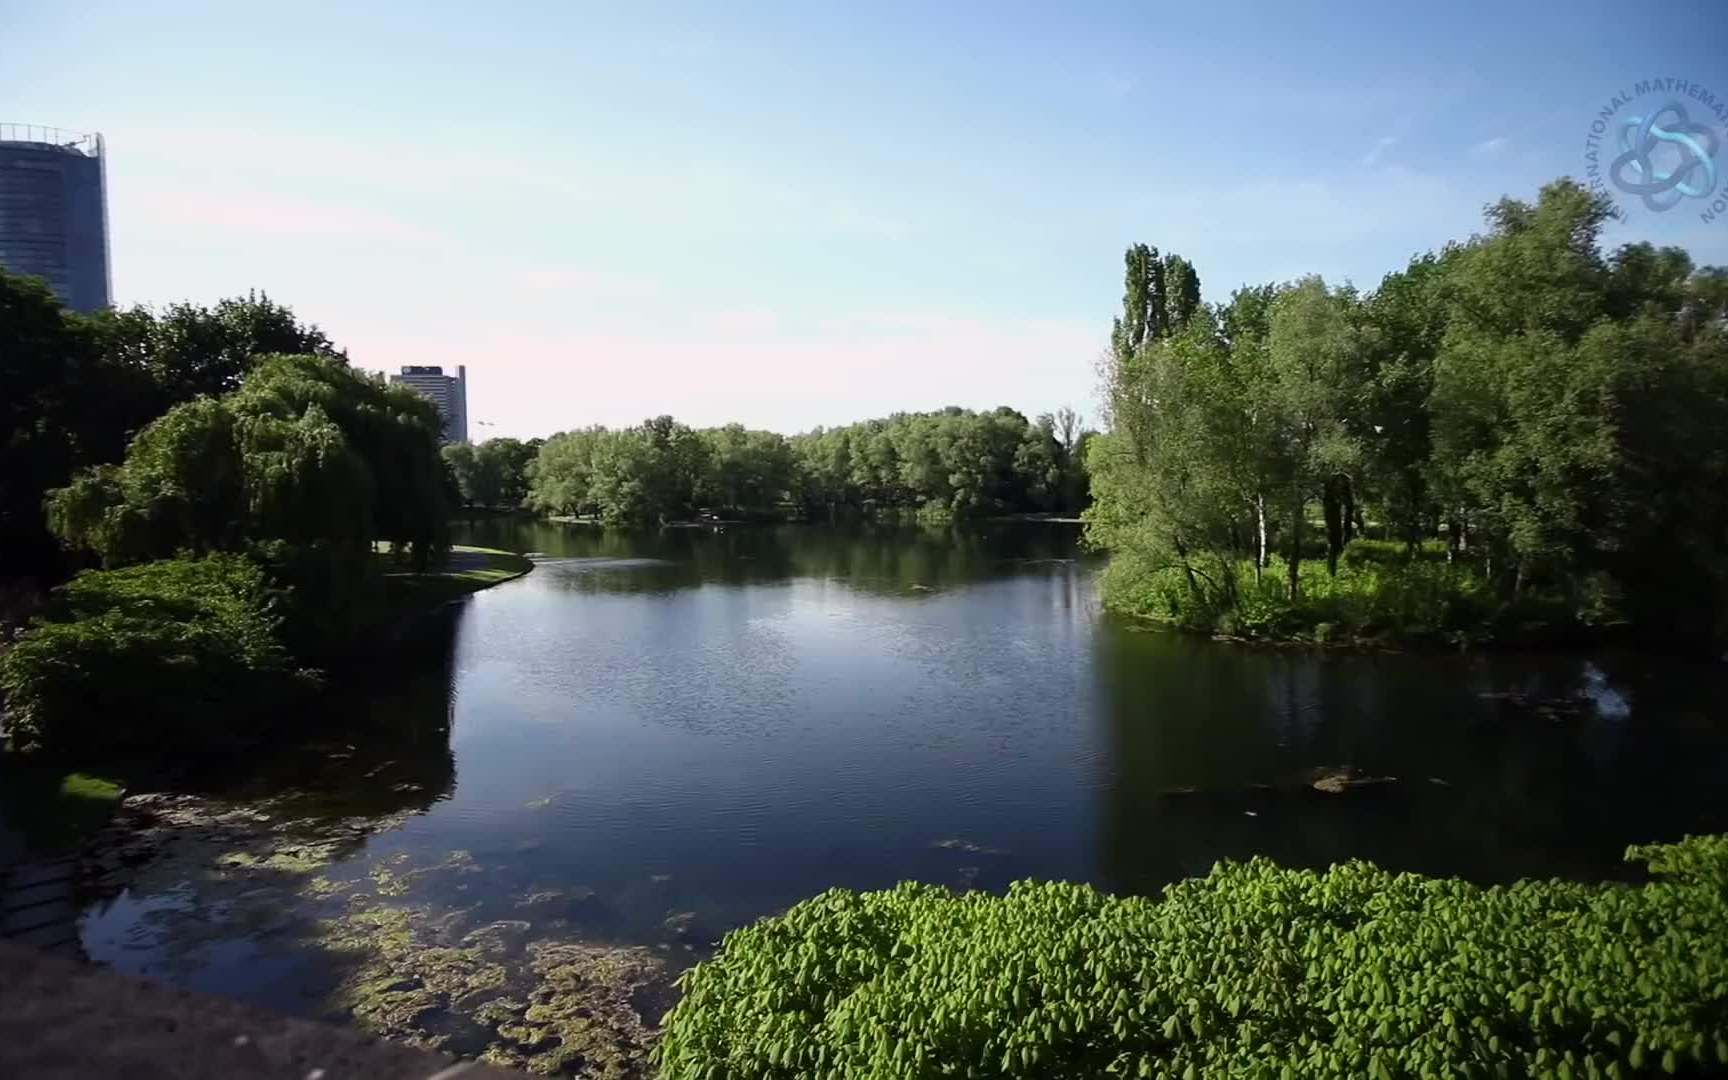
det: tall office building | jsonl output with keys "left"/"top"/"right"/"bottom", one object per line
{"left": 0, "top": 124, "right": 112, "bottom": 312}
{"left": 390, "top": 365, "right": 469, "bottom": 443}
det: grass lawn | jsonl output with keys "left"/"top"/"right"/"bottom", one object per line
{"left": 0, "top": 760, "right": 123, "bottom": 855}
{"left": 373, "top": 544, "right": 534, "bottom": 622}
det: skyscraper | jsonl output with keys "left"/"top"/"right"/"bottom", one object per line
{"left": 389, "top": 365, "right": 469, "bottom": 443}
{"left": 0, "top": 124, "right": 112, "bottom": 313}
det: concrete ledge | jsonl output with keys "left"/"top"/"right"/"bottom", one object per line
{"left": 0, "top": 940, "right": 525, "bottom": 1079}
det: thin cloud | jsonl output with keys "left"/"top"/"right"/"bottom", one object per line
{"left": 120, "top": 127, "right": 905, "bottom": 244}
{"left": 1469, "top": 135, "right": 1509, "bottom": 156}
{"left": 137, "top": 188, "right": 436, "bottom": 243}
{"left": 513, "top": 266, "right": 663, "bottom": 296}
{"left": 707, "top": 308, "right": 781, "bottom": 334}
{"left": 120, "top": 126, "right": 587, "bottom": 203}
{"left": 345, "top": 308, "right": 1100, "bottom": 438}
{"left": 1361, "top": 135, "right": 1399, "bottom": 168}
{"left": 1094, "top": 74, "right": 1133, "bottom": 100}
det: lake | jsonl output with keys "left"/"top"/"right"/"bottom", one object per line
{"left": 76, "top": 521, "right": 1728, "bottom": 1069}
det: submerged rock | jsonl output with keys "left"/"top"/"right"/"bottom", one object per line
{"left": 1158, "top": 765, "right": 1403, "bottom": 803}
{"left": 932, "top": 837, "right": 1009, "bottom": 856}
{"left": 463, "top": 919, "right": 534, "bottom": 956}
{"left": 1307, "top": 766, "right": 1399, "bottom": 794}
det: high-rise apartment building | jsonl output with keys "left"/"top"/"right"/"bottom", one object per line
{"left": 0, "top": 124, "right": 111, "bottom": 312}
{"left": 389, "top": 365, "right": 469, "bottom": 444}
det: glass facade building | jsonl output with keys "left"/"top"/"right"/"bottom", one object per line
{"left": 389, "top": 365, "right": 469, "bottom": 444}
{"left": 0, "top": 124, "right": 112, "bottom": 313}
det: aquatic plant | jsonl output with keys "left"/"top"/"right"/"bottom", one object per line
{"left": 656, "top": 835, "right": 1728, "bottom": 1079}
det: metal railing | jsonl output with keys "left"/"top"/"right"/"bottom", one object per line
{"left": 0, "top": 124, "right": 102, "bottom": 156}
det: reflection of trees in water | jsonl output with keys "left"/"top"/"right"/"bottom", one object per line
{"left": 205, "top": 605, "right": 462, "bottom": 817}
{"left": 80, "top": 612, "right": 465, "bottom": 1005}
{"left": 1093, "top": 629, "right": 1728, "bottom": 896}
{"left": 464, "top": 520, "right": 1088, "bottom": 598}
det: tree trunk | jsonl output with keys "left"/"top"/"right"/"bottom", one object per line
{"left": 1287, "top": 493, "right": 1303, "bottom": 602}
{"left": 1173, "top": 535, "right": 1201, "bottom": 598}
{"left": 1322, "top": 475, "right": 1345, "bottom": 577}
{"left": 1342, "top": 481, "right": 1357, "bottom": 544}
{"left": 1254, "top": 493, "right": 1269, "bottom": 578}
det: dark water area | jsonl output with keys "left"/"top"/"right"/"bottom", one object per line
{"left": 78, "top": 520, "right": 1728, "bottom": 1037}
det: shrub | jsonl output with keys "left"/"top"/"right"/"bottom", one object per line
{"left": 0, "top": 554, "right": 315, "bottom": 758}
{"left": 656, "top": 836, "right": 1728, "bottom": 1079}
{"left": 1099, "top": 546, "right": 1499, "bottom": 647}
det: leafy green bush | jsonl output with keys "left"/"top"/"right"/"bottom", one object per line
{"left": 1099, "top": 543, "right": 1502, "bottom": 647}
{"left": 0, "top": 554, "right": 315, "bottom": 758}
{"left": 656, "top": 837, "right": 1728, "bottom": 1079}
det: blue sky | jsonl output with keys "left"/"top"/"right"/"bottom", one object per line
{"left": 7, "top": 1, "right": 1726, "bottom": 439}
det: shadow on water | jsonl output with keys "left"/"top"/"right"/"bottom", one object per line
{"left": 1093, "top": 628, "right": 1728, "bottom": 894}
{"left": 77, "top": 599, "right": 681, "bottom": 1073}
{"left": 77, "top": 607, "right": 464, "bottom": 1008}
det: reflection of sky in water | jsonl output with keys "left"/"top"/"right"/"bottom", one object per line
{"left": 77, "top": 523, "right": 1728, "bottom": 1024}
{"left": 1583, "top": 661, "right": 1632, "bottom": 721}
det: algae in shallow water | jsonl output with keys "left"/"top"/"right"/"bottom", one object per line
{"left": 317, "top": 899, "right": 669, "bottom": 1077}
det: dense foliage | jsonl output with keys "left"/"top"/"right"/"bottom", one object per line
{"left": 34, "top": 353, "right": 452, "bottom": 669}
{"left": 442, "top": 437, "right": 540, "bottom": 510}
{"left": 0, "top": 268, "right": 344, "bottom": 585}
{"left": 528, "top": 408, "right": 1091, "bottom": 526}
{"left": 1, "top": 278, "right": 456, "bottom": 758}
{"left": 46, "top": 352, "right": 449, "bottom": 569}
{"left": 1086, "top": 180, "right": 1728, "bottom": 651}
{"left": 0, "top": 271, "right": 148, "bottom": 582}
{"left": 0, "top": 555, "right": 313, "bottom": 758}
{"left": 657, "top": 835, "right": 1728, "bottom": 1080}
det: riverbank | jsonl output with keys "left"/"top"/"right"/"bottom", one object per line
{"left": 1094, "top": 541, "right": 1648, "bottom": 653}
{"left": 0, "top": 547, "right": 531, "bottom": 881}
{"left": 0, "top": 766, "right": 122, "bottom": 960}
{"left": 376, "top": 545, "right": 535, "bottom": 624}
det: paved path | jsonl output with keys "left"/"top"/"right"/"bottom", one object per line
{"left": 0, "top": 852, "right": 83, "bottom": 961}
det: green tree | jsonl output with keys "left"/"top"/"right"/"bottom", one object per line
{"left": 0, "top": 269, "right": 149, "bottom": 581}
{"left": 90, "top": 291, "right": 343, "bottom": 413}
{"left": 482, "top": 437, "right": 536, "bottom": 507}
{"left": 1264, "top": 277, "right": 1369, "bottom": 590}
{"left": 1086, "top": 179, "right": 1728, "bottom": 652}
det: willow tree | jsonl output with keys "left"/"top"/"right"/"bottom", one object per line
{"left": 46, "top": 353, "right": 450, "bottom": 651}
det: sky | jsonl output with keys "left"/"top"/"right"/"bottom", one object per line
{"left": 6, "top": 1, "right": 1727, "bottom": 440}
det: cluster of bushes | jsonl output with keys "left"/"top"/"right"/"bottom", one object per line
{"left": 0, "top": 555, "right": 316, "bottom": 758}
{"left": 656, "top": 835, "right": 1728, "bottom": 1079}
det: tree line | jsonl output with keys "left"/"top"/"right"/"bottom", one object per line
{"left": 522, "top": 407, "right": 1091, "bottom": 526}
{"left": 1085, "top": 179, "right": 1728, "bottom": 651}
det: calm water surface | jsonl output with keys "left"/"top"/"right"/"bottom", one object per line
{"left": 80, "top": 521, "right": 1728, "bottom": 1019}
